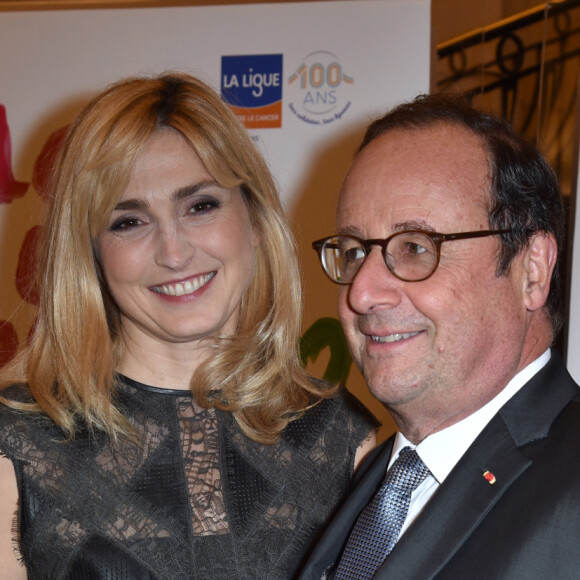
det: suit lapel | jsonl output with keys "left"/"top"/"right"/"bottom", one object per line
{"left": 376, "top": 415, "right": 530, "bottom": 578}
{"left": 376, "top": 352, "right": 578, "bottom": 579}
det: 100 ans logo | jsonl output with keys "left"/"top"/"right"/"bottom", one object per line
{"left": 289, "top": 59, "right": 352, "bottom": 115}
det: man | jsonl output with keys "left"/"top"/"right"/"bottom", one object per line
{"left": 300, "top": 94, "right": 580, "bottom": 579}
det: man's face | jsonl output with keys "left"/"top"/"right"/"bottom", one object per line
{"left": 337, "top": 123, "right": 530, "bottom": 435}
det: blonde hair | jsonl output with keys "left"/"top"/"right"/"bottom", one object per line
{"left": 1, "top": 72, "right": 331, "bottom": 444}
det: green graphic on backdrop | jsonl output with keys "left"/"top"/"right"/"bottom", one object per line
{"left": 300, "top": 317, "right": 352, "bottom": 384}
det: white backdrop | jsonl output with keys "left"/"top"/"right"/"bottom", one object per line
{"left": 566, "top": 74, "right": 580, "bottom": 382}
{"left": 0, "top": 0, "right": 430, "bottom": 433}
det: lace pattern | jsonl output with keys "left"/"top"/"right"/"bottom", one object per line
{"left": 176, "top": 398, "right": 229, "bottom": 536}
{"left": 0, "top": 378, "right": 376, "bottom": 579}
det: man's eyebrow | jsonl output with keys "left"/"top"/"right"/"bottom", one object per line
{"left": 337, "top": 225, "right": 364, "bottom": 237}
{"left": 392, "top": 220, "right": 435, "bottom": 233}
{"left": 337, "top": 220, "right": 435, "bottom": 237}
{"left": 113, "top": 180, "right": 222, "bottom": 211}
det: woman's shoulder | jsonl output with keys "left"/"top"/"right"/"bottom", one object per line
{"left": 308, "top": 378, "right": 378, "bottom": 423}
{"left": 282, "top": 379, "right": 378, "bottom": 447}
{"left": 0, "top": 383, "right": 62, "bottom": 460}
{"left": 0, "top": 383, "right": 36, "bottom": 426}
{"left": 0, "top": 382, "right": 34, "bottom": 405}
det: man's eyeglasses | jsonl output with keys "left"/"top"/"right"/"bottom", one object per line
{"left": 312, "top": 229, "right": 513, "bottom": 284}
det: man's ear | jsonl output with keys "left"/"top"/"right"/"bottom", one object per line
{"left": 522, "top": 231, "right": 558, "bottom": 312}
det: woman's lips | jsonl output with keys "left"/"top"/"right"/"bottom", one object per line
{"left": 151, "top": 272, "right": 216, "bottom": 297}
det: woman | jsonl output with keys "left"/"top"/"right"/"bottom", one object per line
{"left": 0, "top": 72, "right": 375, "bottom": 579}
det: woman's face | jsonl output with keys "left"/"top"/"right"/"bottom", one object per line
{"left": 97, "top": 129, "right": 259, "bottom": 352}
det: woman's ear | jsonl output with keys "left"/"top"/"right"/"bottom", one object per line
{"left": 522, "top": 232, "right": 558, "bottom": 312}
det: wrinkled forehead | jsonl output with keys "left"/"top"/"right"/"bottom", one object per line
{"left": 336, "top": 124, "right": 492, "bottom": 235}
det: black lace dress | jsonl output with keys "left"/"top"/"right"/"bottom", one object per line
{"left": 0, "top": 376, "right": 375, "bottom": 579}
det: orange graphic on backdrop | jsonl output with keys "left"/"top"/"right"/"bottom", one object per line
{"left": 229, "top": 100, "right": 282, "bottom": 129}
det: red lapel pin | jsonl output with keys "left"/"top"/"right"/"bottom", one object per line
{"left": 483, "top": 470, "right": 496, "bottom": 484}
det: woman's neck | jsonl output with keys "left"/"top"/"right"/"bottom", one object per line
{"left": 116, "top": 331, "right": 213, "bottom": 390}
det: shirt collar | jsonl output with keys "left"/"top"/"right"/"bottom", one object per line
{"left": 390, "top": 349, "right": 551, "bottom": 482}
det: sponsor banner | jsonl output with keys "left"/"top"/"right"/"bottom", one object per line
{"left": 0, "top": 0, "right": 430, "bottom": 435}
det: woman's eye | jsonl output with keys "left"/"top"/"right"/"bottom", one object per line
{"left": 188, "top": 198, "right": 221, "bottom": 215}
{"left": 109, "top": 216, "right": 144, "bottom": 231}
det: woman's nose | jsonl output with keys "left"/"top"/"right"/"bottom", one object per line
{"left": 154, "top": 225, "right": 193, "bottom": 270}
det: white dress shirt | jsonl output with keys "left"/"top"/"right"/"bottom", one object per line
{"left": 388, "top": 349, "right": 551, "bottom": 540}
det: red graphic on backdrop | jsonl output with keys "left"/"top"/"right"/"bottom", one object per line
{"left": 1, "top": 116, "right": 67, "bottom": 366}
{"left": 0, "top": 104, "right": 29, "bottom": 203}
{"left": 17, "top": 126, "right": 68, "bottom": 305}
{"left": 16, "top": 225, "right": 42, "bottom": 305}
{"left": 0, "top": 321, "right": 18, "bottom": 367}
{"left": 32, "top": 124, "right": 68, "bottom": 200}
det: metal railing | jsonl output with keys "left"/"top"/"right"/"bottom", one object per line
{"left": 436, "top": 0, "right": 580, "bottom": 199}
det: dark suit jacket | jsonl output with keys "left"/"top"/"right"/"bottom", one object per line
{"left": 299, "top": 351, "right": 580, "bottom": 579}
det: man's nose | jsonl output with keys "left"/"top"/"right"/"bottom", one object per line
{"left": 346, "top": 246, "right": 402, "bottom": 313}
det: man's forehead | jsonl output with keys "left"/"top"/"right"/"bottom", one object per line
{"left": 336, "top": 123, "right": 491, "bottom": 230}
{"left": 350, "top": 122, "right": 486, "bottom": 172}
